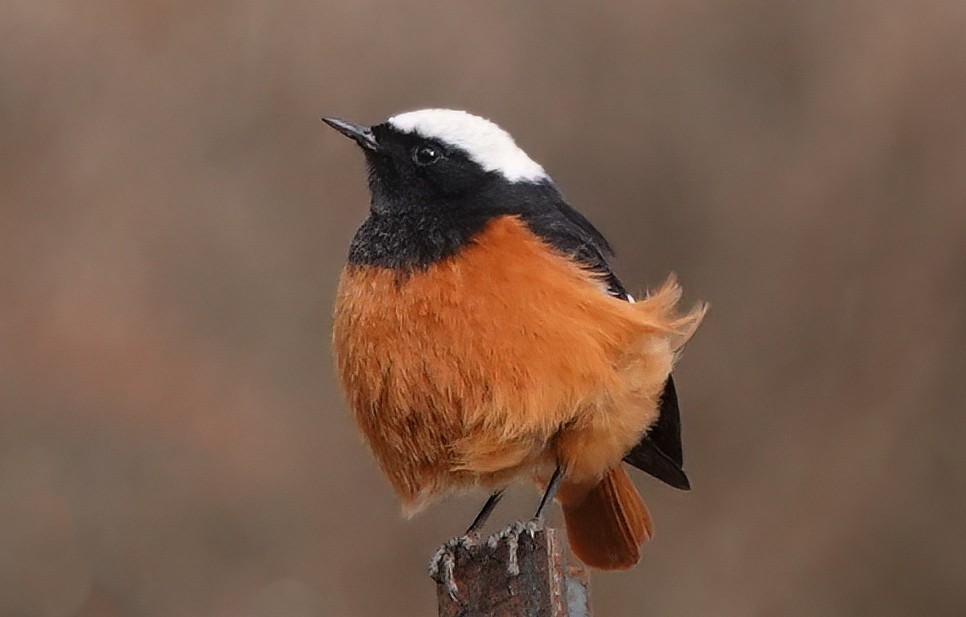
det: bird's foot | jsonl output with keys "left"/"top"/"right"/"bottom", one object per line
{"left": 485, "top": 519, "right": 543, "bottom": 576}
{"left": 428, "top": 533, "right": 480, "bottom": 601}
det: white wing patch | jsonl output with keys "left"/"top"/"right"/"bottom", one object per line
{"left": 388, "top": 109, "right": 548, "bottom": 183}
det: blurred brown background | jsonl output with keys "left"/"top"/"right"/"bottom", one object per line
{"left": 2, "top": 1, "right": 965, "bottom": 616}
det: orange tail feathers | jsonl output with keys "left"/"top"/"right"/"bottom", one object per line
{"left": 559, "top": 466, "right": 653, "bottom": 570}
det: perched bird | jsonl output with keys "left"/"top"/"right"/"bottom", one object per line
{"left": 325, "top": 109, "right": 705, "bottom": 570}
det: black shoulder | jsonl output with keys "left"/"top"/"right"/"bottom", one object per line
{"left": 513, "top": 186, "right": 628, "bottom": 299}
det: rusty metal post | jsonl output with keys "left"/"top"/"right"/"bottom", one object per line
{"left": 430, "top": 521, "right": 592, "bottom": 617}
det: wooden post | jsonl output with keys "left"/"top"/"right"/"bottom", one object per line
{"left": 430, "top": 521, "right": 592, "bottom": 617}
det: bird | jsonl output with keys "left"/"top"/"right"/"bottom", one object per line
{"left": 324, "top": 109, "right": 705, "bottom": 570}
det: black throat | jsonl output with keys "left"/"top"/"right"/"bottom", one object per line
{"left": 346, "top": 207, "right": 494, "bottom": 269}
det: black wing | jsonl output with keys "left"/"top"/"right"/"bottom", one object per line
{"left": 622, "top": 375, "right": 690, "bottom": 490}
{"left": 520, "top": 200, "right": 690, "bottom": 490}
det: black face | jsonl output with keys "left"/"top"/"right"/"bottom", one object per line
{"left": 364, "top": 123, "right": 499, "bottom": 215}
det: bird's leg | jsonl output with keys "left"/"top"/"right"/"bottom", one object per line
{"left": 533, "top": 465, "right": 563, "bottom": 520}
{"left": 466, "top": 489, "right": 505, "bottom": 534}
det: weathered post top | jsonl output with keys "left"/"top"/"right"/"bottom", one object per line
{"left": 430, "top": 521, "right": 592, "bottom": 617}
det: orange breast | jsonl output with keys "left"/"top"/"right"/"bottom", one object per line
{"left": 332, "top": 215, "right": 702, "bottom": 512}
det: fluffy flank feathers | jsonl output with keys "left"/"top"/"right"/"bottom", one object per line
{"left": 634, "top": 274, "right": 708, "bottom": 352}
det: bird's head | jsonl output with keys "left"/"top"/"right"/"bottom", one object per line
{"left": 323, "top": 109, "right": 551, "bottom": 215}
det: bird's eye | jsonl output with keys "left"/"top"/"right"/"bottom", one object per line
{"left": 412, "top": 145, "right": 441, "bottom": 166}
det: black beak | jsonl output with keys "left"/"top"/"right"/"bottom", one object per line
{"left": 322, "top": 117, "right": 380, "bottom": 152}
